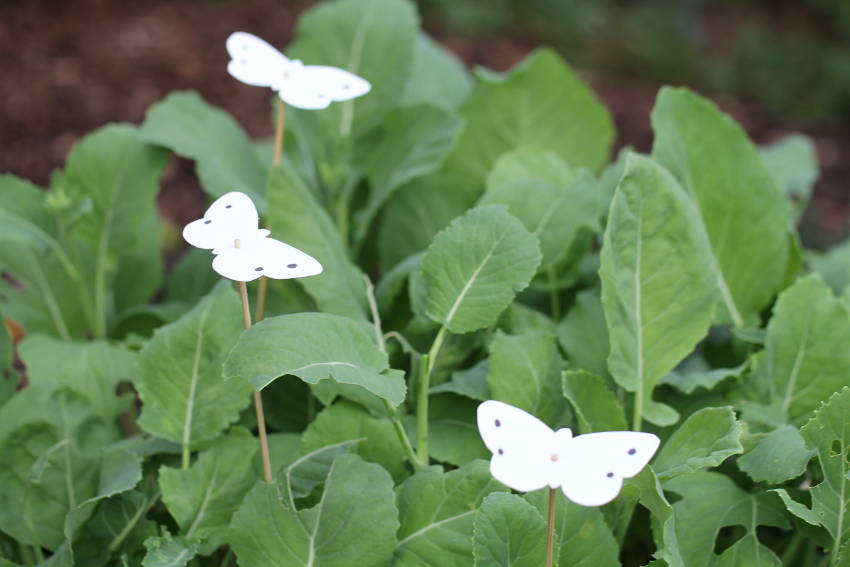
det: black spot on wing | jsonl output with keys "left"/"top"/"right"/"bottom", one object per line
{"left": 255, "top": 267, "right": 264, "bottom": 272}
{"left": 606, "top": 472, "right": 614, "bottom": 478}
{"left": 495, "top": 419, "right": 501, "bottom": 427}
{"left": 204, "top": 220, "right": 211, "bottom": 224}
{"left": 497, "top": 448, "right": 504, "bottom": 455}
{"left": 628, "top": 448, "right": 636, "bottom": 455}
{"left": 287, "top": 263, "right": 297, "bottom": 269}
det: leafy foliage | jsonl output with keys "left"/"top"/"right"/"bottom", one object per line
{"left": 0, "top": 0, "right": 842, "bottom": 564}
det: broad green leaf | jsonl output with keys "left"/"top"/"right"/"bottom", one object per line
{"left": 664, "top": 471, "right": 788, "bottom": 567}
{"left": 498, "top": 303, "right": 556, "bottom": 335}
{"left": 627, "top": 467, "right": 685, "bottom": 567}
{"left": 738, "top": 425, "right": 814, "bottom": 484}
{"left": 140, "top": 91, "right": 266, "bottom": 207}
{"left": 421, "top": 205, "right": 541, "bottom": 333}
{"left": 230, "top": 454, "right": 398, "bottom": 567}
{"left": 651, "top": 87, "right": 789, "bottom": 326}
{"left": 810, "top": 241, "right": 850, "bottom": 295}
{"left": 375, "top": 252, "right": 423, "bottom": 314}
{"left": 301, "top": 401, "right": 407, "bottom": 482}
{"left": 600, "top": 154, "right": 717, "bottom": 427}
{"left": 760, "top": 133, "right": 818, "bottom": 222}
{"left": 159, "top": 428, "right": 257, "bottom": 553}
{"left": 266, "top": 166, "right": 368, "bottom": 320}
{"left": 562, "top": 370, "right": 627, "bottom": 433}
{"left": 355, "top": 104, "right": 463, "bottom": 244}
{"left": 142, "top": 531, "right": 198, "bottom": 567}
{"left": 472, "top": 492, "right": 548, "bottom": 567}
{"left": 20, "top": 335, "right": 136, "bottom": 419}
{"left": 413, "top": 395, "right": 491, "bottom": 467}
{"left": 112, "top": 208, "right": 163, "bottom": 314}
{"left": 224, "top": 312, "right": 406, "bottom": 406}
{"left": 653, "top": 407, "right": 743, "bottom": 480}
{"left": 743, "top": 274, "right": 850, "bottom": 426}
{"left": 378, "top": 170, "right": 478, "bottom": 270}
{"left": 661, "top": 361, "right": 746, "bottom": 395}
{"left": 479, "top": 149, "right": 598, "bottom": 268}
{"left": 0, "top": 175, "right": 90, "bottom": 339}
{"left": 59, "top": 124, "right": 168, "bottom": 337}
{"left": 165, "top": 248, "right": 222, "bottom": 305}
{"left": 773, "top": 387, "right": 850, "bottom": 563}
{"left": 136, "top": 282, "right": 252, "bottom": 448}
{"left": 289, "top": 0, "right": 419, "bottom": 137}
{"left": 394, "top": 461, "right": 503, "bottom": 567}
{"left": 557, "top": 288, "right": 610, "bottom": 378}
{"left": 445, "top": 48, "right": 614, "bottom": 195}
{"left": 284, "top": 439, "right": 362, "bottom": 500}
{"left": 0, "top": 387, "right": 119, "bottom": 550}
{"left": 429, "top": 360, "right": 489, "bottom": 401}
{"left": 524, "top": 490, "right": 620, "bottom": 567}
{"left": 63, "top": 448, "right": 143, "bottom": 564}
{"left": 487, "top": 330, "right": 568, "bottom": 427}
{"left": 402, "top": 34, "right": 472, "bottom": 109}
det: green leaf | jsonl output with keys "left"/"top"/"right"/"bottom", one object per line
{"left": 479, "top": 149, "right": 598, "bottom": 268}
{"left": 0, "top": 387, "right": 119, "bottom": 550}
{"left": 301, "top": 401, "right": 407, "bottom": 482}
{"left": 472, "top": 492, "right": 548, "bottom": 567}
{"left": 421, "top": 205, "right": 541, "bottom": 333}
{"left": 562, "top": 370, "right": 627, "bottom": 433}
{"left": 229, "top": 454, "right": 398, "bottom": 567}
{"left": 760, "top": 133, "right": 818, "bottom": 222}
{"left": 414, "top": 395, "right": 491, "bottom": 467}
{"left": 445, "top": 48, "right": 614, "bottom": 195}
{"left": 809, "top": 241, "right": 850, "bottom": 295}
{"left": 653, "top": 407, "right": 743, "bottom": 480}
{"left": 224, "top": 312, "right": 406, "bottom": 406}
{"left": 355, "top": 104, "right": 463, "bottom": 244}
{"left": 0, "top": 175, "right": 90, "bottom": 339}
{"left": 59, "top": 124, "right": 168, "bottom": 337}
{"left": 772, "top": 387, "right": 850, "bottom": 563}
{"left": 524, "top": 490, "right": 620, "bottom": 567}
{"left": 660, "top": 361, "right": 746, "bottom": 395}
{"left": 142, "top": 530, "right": 198, "bottom": 567}
{"left": 557, "top": 288, "right": 610, "bottom": 379}
{"left": 429, "top": 360, "right": 489, "bottom": 401}
{"left": 289, "top": 0, "right": 419, "bottom": 137}
{"left": 165, "top": 248, "right": 222, "bottom": 305}
{"left": 664, "top": 471, "right": 788, "bottom": 567}
{"left": 402, "top": 34, "right": 472, "bottom": 109}
{"left": 742, "top": 274, "right": 850, "bottom": 426}
{"left": 738, "top": 425, "right": 814, "bottom": 484}
{"left": 627, "top": 467, "right": 685, "bottom": 567}
{"left": 284, "top": 439, "right": 362, "bottom": 500}
{"left": 600, "top": 154, "right": 718, "bottom": 427}
{"left": 266, "top": 166, "right": 368, "bottom": 321}
{"left": 487, "top": 330, "right": 568, "bottom": 427}
{"left": 20, "top": 335, "right": 136, "bottom": 419}
{"left": 159, "top": 428, "right": 257, "bottom": 553}
{"left": 651, "top": 86, "right": 789, "bottom": 326}
{"left": 136, "top": 282, "right": 252, "bottom": 448}
{"left": 112, "top": 208, "right": 163, "bottom": 314}
{"left": 394, "top": 461, "right": 503, "bottom": 567}
{"left": 140, "top": 91, "right": 266, "bottom": 207}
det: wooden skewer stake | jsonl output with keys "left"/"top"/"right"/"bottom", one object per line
{"left": 254, "top": 99, "right": 287, "bottom": 324}
{"left": 235, "top": 238, "right": 273, "bottom": 484}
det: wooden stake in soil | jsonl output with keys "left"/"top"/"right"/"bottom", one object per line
{"left": 546, "top": 487, "right": 557, "bottom": 567}
{"left": 236, "top": 238, "right": 273, "bottom": 484}
{"left": 254, "top": 99, "right": 287, "bottom": 324}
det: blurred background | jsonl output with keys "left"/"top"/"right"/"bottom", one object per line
{"left": 1, "top": 0, "right": 848, "bottom": 247}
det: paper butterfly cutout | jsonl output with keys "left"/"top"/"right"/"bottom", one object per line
{"left": 477, "top": 400, "right": 660, "bottom": 507}
{"left": 226, "top": 31, "right": 371, "bottom": 110}
{"left": 183, "top": 191, "right": 323, "bottom": 282}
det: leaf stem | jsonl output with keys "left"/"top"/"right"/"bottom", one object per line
{"left": 363, "top": 275, "right": 422, "bottom": 469}
{"left": 416, "top": 325, "right": 449, "bottom": 466}
{"left": 632, "top": 388, "right": 643, "bottom": 431}
{"left": 781, "top": 530, "right": 804, "bottom": 565}
{"left": 546, "top": 487, "right": 557, "bottom": 567}
{"left": 238, "top": 279, "right": 273, "bottom": 484}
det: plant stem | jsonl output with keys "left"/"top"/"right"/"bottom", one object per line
{"left": 363, "top": 275, "right": 422, "bottom": 469}
{"left": 16, "top": 540, "right": 35, "bottom": 567}
{"left": 546, "top": 487, "right": 557, "bottom": 567}
{"left": 632, "top": 387, "right": 643, "bottom": 431}
{"left": 415, "top": 325, "right": 449, "bottom": 466}
{"left": 254, "top": 99, "right": 287, "bottom": 324}
{"left": 238, "top": 279, "right": 273, "bottom": 484}
{"left": 781, "top": 530, "right": 804, "bottom": 565}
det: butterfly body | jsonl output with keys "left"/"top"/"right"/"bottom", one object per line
{"left": 182, "top": 191, "right": 323, "bottom": 282}
{"left": 477, "top": 400, "right": 660, "bottom": 506}
{"left": 226, "top": 32, "right": 371, "bottom": 109}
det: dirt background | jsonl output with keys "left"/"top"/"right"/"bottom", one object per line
{"left": 1, "top": 0, "right": 847, "bottom": 247}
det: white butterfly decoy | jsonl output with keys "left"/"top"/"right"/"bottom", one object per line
{"left": 182, "top": 191, "right": 323, "bottom": 282}
{"left": 477, "top": 401, "right": 660, "bottom": 507}
{"left": 226, "top": 31, "right": 371, "bottom": 110}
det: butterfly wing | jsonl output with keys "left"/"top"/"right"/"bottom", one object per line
{"left": 212, "top": 236, "right": 323, "bottom": 282}
{"left": 277, "top": 64, "right": 371, "bottom": 109}
{"left": 559, "top": 431, "right": 660, "bottom": 507}
{"left": 226, "top": 32, "right": 289, "bottom": 87}
{"left": 182, "top": 191, "right": 261, "bottom": 251}
{"left": 477, "top": 401, "right": 562, "bottom": 492}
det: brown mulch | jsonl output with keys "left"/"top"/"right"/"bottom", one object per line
{"left": 1, "top": 0, "right": 847, "bottom": 247}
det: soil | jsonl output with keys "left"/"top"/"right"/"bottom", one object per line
{"left": 1, "top": 0, "right": 847, "bottom": 248}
